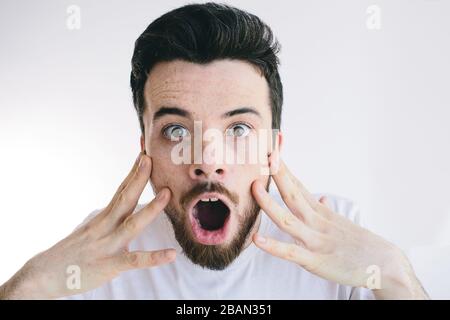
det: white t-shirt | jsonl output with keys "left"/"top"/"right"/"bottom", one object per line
{"left": 65, "top": 191, "right": 375, "bottom": 300}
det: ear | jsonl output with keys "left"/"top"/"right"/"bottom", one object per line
{"left": 270, "top": 130, "right": 283, "bottom": 155}
{"left": 276, "top": 130, "right": 283, "bottom": 153}
{"left": 267, "top": 130, "right": 282, "bottom": 175}
{"left": 140, "top": 135, "right": 146, "bottom": 154}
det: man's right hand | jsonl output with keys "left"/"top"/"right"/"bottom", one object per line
{"left": 0, "top": 152, "right": 176, "bottom": 299}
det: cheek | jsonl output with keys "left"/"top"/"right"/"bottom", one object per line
{"left": 225, "top": 135, "right": 271, "bottom": 173}
{"left": 233, "top": 164, "right": 266, "bottom": 203}
{"left": 149, "top": 145, "right": 184, "bottom": 190}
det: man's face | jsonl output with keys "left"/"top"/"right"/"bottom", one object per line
{"left": 142, "top": 59, "right": 274, "bottom": 270}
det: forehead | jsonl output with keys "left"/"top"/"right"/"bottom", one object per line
{"left": 144, "top": 59, "right": 270, "bottom": 116}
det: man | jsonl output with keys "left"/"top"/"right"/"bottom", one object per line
{"left": 0, "top": 2, "right": 428, "bottom": 299}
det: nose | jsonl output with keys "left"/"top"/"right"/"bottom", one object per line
{"left": 188, "top": 163, "right": 226, "bottom": 181}
{"left": 187, "top": 123, "right": 229, "bottom": 182}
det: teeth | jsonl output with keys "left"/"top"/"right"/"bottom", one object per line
{"left": 199, "top": 197, "right": 219, "bottom": 202}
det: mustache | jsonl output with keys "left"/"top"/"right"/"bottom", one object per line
{"left": 180, "top": 181, "right": 240, "bottom": 210}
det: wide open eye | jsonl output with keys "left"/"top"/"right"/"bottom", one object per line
{"left": 163, "top": 124, "right": 189, "bottom": 141}
{"left": 226, "top": 123, "right": 251, "bottom": 138}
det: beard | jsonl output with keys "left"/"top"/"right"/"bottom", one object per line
{"left": 164, "top": 180, "right": 268, "bottom": 270}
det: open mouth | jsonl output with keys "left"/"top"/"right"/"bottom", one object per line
{"left": 189, "top": 193, "right": 232, "bottom": 245}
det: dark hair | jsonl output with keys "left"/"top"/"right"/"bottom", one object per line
{"left": 130, "top": 2, "right": 283, "bottom": 134}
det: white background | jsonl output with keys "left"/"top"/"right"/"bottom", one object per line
{"left": 1, "top": 0, "right": 449, "bottom": 297}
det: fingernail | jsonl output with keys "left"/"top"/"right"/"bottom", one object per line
{"left": 135, "top": 153, "right": 142, "bottom": 165}
{"left": 156, "top": 188, "right": 168, "bottom": 200}
{"left": 138, "top": 155, "right": 147, "bottom": 171}
{"left": 254, "top": 182, "right": 265, "bottom": 195}
{"left": 255, "top": 233, "right": 266, "bottom": 244}
{"left": 270, "top": 153, "right": 279, "bottom": 174}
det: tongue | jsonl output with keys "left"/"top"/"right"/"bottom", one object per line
{"left": 196, "top": 201, "right": 228, "bottom": 231}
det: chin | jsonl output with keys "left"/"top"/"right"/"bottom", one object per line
{"left": 164, "top": 183, "right": 262, "bottom": 270}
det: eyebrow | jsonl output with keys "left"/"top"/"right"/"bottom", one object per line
{"left": 153, "top": 106, "right": 191, "bottom": 121}
{"left": 222, "top": 107, "right": 261, "bottom": 118}
{"left": 152, "top": 106, "right": 261, "bottom": 122}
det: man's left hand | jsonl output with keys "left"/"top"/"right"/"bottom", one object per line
{"left": 251, "top": 158, "right": 428, "bottom": 299}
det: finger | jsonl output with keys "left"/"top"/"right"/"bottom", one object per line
{"left": 253, "top": 233, "right": 314, "bottom": 267}
{"left": 116, "top": 249, "right": 176, "bottom": 272}
{"left": 110, "top": 154, "right": 153, "bottom": 221}
{"left": 106, "top": 152, "right": 143, "bottom": 211}
{"left": 87, "top": 152, "right": 144, "bottom": 232}
{"left": 252, "top": 180, "right": 314, "bottom": 244}
{"left": 114, "top": 188, "right": 171, "bottom": 244}
{"left": 271, "top": 159, "right": 316, "bottom": 221}
{"left": 279, "top": 159, "right": 321, "bottom": 208}
{"left": 319, "top": 196, "right": 328, "bottom": 206}
{"left": 268, "top": 135, "right": 281, "bottom": 175}
{"left": 276, "top": 159, "right": 333, "bottom": 220}
{"left": 316, "top": 195, "right": 337, "bottom": 219}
